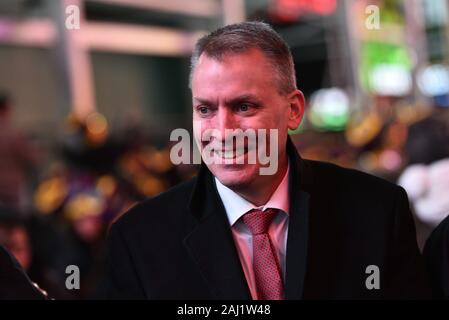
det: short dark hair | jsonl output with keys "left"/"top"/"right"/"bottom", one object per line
{"left": 190, "top": 21, "right": 296, "bottom": 95}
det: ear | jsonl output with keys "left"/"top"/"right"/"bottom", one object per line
{"left": 287, "top": 89, "right": 305, "bottom": 130}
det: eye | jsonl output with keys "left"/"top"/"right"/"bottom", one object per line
{"left": 238, "top": 103, "right": 250, "bottom": 112}
{"left": 198, "top": 106, "right": 210, "bottom": 114}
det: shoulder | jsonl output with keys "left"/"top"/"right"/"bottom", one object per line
{"left": 426, "top": 215, "right": 449, "bottom": 252}
{"left": 303, "top": 158, "right": 404, "bottom": 204}
{"left": 111, "top": 177, "right": 197, "bottom": 233}
{"left": 423, "top": 213, "right": 449, "bottom": 298}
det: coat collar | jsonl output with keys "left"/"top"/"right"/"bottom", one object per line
{"left": 184, "top": 137, "right": 312, "bottom": 299}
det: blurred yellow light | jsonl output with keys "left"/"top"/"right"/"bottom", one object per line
{"left": 96, "top": 175, "right": 117, "bottom": 198}
{"left": 345, "top": 112, "right": 383, "bottom": 147}
{"left": 86, "top": 113, "right": 107, "bottom": 134}
{"left": 34, "top": 177, "right": 68, "bottom": 214}
{"left": 64, "top": 193, "right": 105, "bottom": 221}
{"left": 85, "top": 112, "right": 109, "bottom": 145}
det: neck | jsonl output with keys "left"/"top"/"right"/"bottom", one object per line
{"left": 235, "top": 154, "right": 288, "bottom": 207}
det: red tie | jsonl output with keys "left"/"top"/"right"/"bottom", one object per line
{"left": 242, "top": 208, "right": 285, "bottom": 300}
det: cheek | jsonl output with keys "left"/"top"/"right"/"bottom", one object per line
{"left": 275, "top": 110, "right": 289, "bottom": 129}
{"left": 259, "top": 104, "right": 288, "bottom": 127}
{"left": 239, "top": 115, "right": 269, "bottom": 131}
{"left": 193, "top": 119, "right": 217, "bottom": 150}
{"left": 193, "top": 120, "right": 204, "bottom": 143}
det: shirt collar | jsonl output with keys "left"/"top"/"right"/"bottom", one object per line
{"left": 215, "top": 163, "right": 290, "bottom": 226}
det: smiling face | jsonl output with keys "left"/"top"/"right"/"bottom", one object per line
{"left": 191, "top": 48, "right": 304, "bottom": 197}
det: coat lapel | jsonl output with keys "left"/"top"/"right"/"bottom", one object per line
{"left": 183, "top": 166, "right": 251, "bottom": 299}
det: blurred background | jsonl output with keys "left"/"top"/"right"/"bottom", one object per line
{"left": 0, "top": 0, "right": 448, "bottom": 299}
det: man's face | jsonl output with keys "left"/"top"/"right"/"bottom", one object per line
{"left": 191, "top": 48, "right": 303, "bottom": 190}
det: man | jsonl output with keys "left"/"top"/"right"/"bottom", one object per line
{"left": 104, "top": 22, "right": 430, "bottom": 299}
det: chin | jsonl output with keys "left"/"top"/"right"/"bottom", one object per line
{"left": 209, "top": 163, "right": 259, "bottom": 190}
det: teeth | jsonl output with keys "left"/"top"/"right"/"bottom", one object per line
{"left": 215, "top": 150, "right": 234, "bottom": 159}
{"left": 214, "top": 149, "right": 245, "bottom": 159}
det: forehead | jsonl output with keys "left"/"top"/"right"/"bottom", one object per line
{"left": 191, "top": 49, "right": 278, "bottom": 97}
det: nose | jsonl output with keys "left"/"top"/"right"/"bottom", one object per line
{"left": 215, "top": 106, "right": 236, "bottom": 143}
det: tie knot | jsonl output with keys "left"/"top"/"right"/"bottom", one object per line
{"left": 242, "top": 208, "right": 278, "bottom": 235}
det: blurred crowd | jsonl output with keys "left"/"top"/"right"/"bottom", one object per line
{"left": 0, "top": 92, "right": 198, "bottom": 299}
{"left": 1, "top": 89, "right": 449, "bottom": 299}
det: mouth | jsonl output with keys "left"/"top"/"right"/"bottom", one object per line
{"left": 213, "top": 147, "right": 249, "bottom": 160}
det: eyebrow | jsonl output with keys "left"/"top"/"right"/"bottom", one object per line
{"left": 193, "top": 97, "right": 216, "bottom": 106}
{"left": 193, "top": 94, "right": 263, "bottom": 107}
{"left": 226, "top": 94, "right": 263, "bottom": 106}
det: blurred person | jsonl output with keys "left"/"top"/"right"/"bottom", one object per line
{"left": 405, "top": 107, "right": 449, "bottom": 166}
{"left": 0, "top": 207, "right": 62, "bottom": 299}
{"left": 398, "top": 107, "right": 449, "bottom": 250}
{"left": 423, "top": 214, "right": 449, "bottom": 299}
{"left": 0, "top": 92, "right": 39, "bottom": 212}
{"left": 0, "top": 213, "right": 32, "bottom": 271}
{"left": 104, "top": 22, "right": 429, "bottom": 300}
{"left": 399, "top": 107, "right": 449, "bottom": 299}
{"left": 63, "top": 193, "right": 108, "bottom": 299}
{"left": 345, "top": 95, "right": 408, "bottom": 180}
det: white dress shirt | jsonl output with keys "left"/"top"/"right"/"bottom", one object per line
{"left": 215, "top": 165, "right": 290, "bottom": 299}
